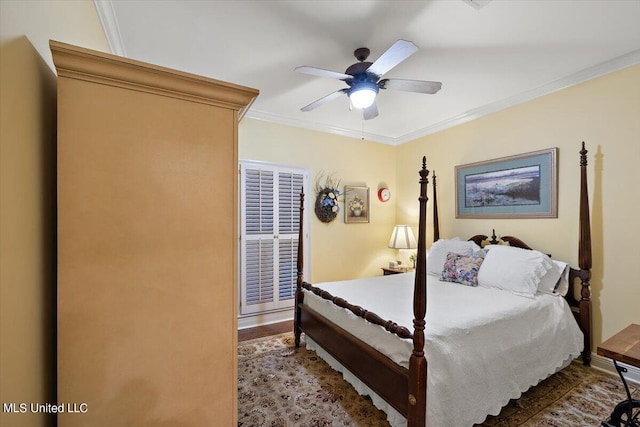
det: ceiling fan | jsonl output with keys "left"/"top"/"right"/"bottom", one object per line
{"left": 295, "top": 39, "right": 442, "bottom": 120}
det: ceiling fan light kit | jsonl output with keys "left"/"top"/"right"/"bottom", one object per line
{"left": 349, "top": 81, "right": 378, "bottom": 109}
{"left": 295, "top": 39, "right": 442, "bottom": 120}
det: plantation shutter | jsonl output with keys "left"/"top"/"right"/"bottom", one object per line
{"left": 240, "top": 162, "right": 308, "bottom": 315}
{"left": 243, "top": 168, "right": 274, "bottom": 310}
{"left": 278, "top": 172, "right": 304, "bottom": 302}
{"left": 245, "top": 169, "right": 274, "bottom": 235}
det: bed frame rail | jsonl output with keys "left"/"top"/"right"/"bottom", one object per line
{"left": 300, "top": 281, "right": 413, "bottom": 339}
{"left": 300, "top": 305, "right": 410, "bottom": 415}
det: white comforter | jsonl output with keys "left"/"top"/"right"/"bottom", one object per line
{"left": 302, "top": 272, "right": 583, "bottom": 427}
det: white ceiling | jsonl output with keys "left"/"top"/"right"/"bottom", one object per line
{"left": 96, "top": 0, "right": 640, "bottom": 145}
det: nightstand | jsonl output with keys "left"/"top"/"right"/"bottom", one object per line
{"left": 382, "top": 267, "right": 409, "bottom": 276}
{"left": 597, "top": 324, "right": 640, "bottom": 426}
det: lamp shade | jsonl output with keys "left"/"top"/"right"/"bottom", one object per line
{"left": 388, "top": 225, "right": 417, "bottom": 249}
{"left": 348, "top": 81, "right": 378, "bottom": 109}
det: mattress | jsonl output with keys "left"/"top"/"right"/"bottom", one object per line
{"left": 302, "top": 272, "right": 583, "bottom": 427}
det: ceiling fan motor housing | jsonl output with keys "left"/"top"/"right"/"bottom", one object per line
{"left": 347, "top": 80, "right": 378, "bottom": 95}
{"left": 347, "top": 74, "right": 379, "bottom": 92}
{"left": 345, "top": 61, "right": 373, "bottom": 77}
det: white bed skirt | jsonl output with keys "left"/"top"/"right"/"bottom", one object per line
{"left": 305, "top": 335, "right": 575, "bottom": 427}
{"left": 305, "top": 335, "right": 408, "bottom": 427}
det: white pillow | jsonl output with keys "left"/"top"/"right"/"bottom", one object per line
{"left": 477, "top": 245, "right": 552, "bottom": 297}
{"left": 537, "top": 260, "right": 569, "bottom": 295}
{"left": 427, "top": 238, "right": 481, "bottom": 276}
{"left": 482, "top": 244, "right": 506, "bottom": 251}
{"left": 554, "top": 263, "right": 570, "bottom": 297}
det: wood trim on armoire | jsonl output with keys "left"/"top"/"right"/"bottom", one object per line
{"left": 52, "top": 40, "right": 257, "bottom": 427}
{"left": 50, "top": 40, "right": 258, "bottom": 119}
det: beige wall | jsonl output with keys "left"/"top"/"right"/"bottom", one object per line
{"left": 396, "top": 64, "right": 640, "bottom": 351}
{"left": 239, "top": 119, "right": 399, "bottom": 282}
{"left": 0, "top": 2, "right": 109, "bottom": 426}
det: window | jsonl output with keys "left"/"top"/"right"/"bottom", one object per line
{"left": 239, "top": 161, "right": 309, "bottom": 315}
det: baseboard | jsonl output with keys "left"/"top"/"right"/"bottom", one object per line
{"left": 238, "top": 310, "right": 294, "bottom": 330}
{"left": 591, "top": 352, "right": 640, "bottom": 385}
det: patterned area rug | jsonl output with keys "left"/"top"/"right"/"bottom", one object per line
{"left": 238, "top": 333, "right": 638, "bottom": 427}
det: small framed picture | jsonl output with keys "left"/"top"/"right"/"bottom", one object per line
{"left": 344, "top": 186, "right": 370, "bottom": 223}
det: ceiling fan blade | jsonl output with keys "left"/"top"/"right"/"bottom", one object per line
{"left": 295, "top": 66, "right": 352, "bottom": 81}
{"left": 300, "top": 89, "right": 347, "bottom": 112}
{"left": 363, "top": 102, "right": 378, "bottom": 120}
{"left": 366, "top": 39, "right": 418, "bottom": 78}
{"left": 379, "top": 79, "right": 442, "bottom": 94}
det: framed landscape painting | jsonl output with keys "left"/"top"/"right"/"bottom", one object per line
{"left": 455, "top": 148, "right": 557, "bottom": 218}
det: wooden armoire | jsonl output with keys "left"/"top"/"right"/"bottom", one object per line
{"left": 51, "top": 41, "right": 258, "bottom": 426}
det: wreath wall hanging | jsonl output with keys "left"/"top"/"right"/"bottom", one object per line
{"left": 314, "top": 172, "right": 341, "bottom": 223}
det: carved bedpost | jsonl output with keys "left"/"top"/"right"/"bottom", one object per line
{"left": 294, "top": 190, "right": 305, "bottom": 348}
{"left": 578, "top": 142, "right": 592, "bottom": 365}
{"left": 407, "top": 157, "right": 429, "bottom": 427}
{"left": 432, "top": 170, "right": 439, "bottom": 242}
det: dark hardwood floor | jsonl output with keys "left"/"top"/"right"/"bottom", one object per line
{"left": 238, "top": 320, "right": 293, "bottom": 342}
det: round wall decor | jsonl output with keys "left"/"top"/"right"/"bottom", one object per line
{"left": 378, "top": 187, "right": 391, "bottom": 202}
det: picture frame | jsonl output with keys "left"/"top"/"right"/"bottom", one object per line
{"left": 455, "top": 148, "right": 557, "bottom": 219}
{"left": 344, "top": 186, "right": 370, "bottom": 223}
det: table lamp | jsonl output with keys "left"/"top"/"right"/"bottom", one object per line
{"left": 388, "top": 225, "right": 417, "bottom": 270}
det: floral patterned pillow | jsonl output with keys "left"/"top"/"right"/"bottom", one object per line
{"left": 441, "top": 252, "right": 484, "bottom": 286}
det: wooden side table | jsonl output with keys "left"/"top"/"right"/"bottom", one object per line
{"left": 597, "top": 324, "right": 640, "bottom": 427}
{"left": 382, "top": 267, "right": 410, "bottom": 276}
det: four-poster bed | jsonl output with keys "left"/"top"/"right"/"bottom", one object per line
{"left": 293, "top": 143, "right": 593, "bottom": 427}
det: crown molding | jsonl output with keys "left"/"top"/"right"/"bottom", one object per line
{"left": 396, "top": 48, "right": 640, "bottom": 144}
{"left": 94, "top": 0, "right": 127, "bottom": 56}
{"left": 50, "top": 40, "right": 258, "bottom": 113}
{"left": 244, "top": 110, "right": 398, "bottom": 145}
